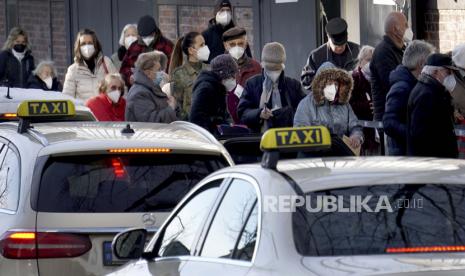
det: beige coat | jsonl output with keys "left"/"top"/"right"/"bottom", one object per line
{"left": 63, "top": 55, "right": 116, "bottom": 102}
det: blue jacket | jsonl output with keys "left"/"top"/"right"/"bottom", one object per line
{"left": 383, "top": 65, "right": 417, "bottom": 155}
{"left": 237, "top": 72, "right": 305, "bottom": 133}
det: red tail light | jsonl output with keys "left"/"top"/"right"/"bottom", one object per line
{"left": 0, "top": 231, "right": 92, "bottom": 259}
{"left": 386, "top": 246, "right": 465, "bottom": 253}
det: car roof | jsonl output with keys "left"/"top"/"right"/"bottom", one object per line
{"left": 0, "top": 87, "right": 95, "bottom": 118}
{"left": 215, "top": 156, "right": 465, "bottom": 192}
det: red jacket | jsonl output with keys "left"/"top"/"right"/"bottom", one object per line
{"left": 86, "top": 93, "right": 126, "bottom": 121}
{"left": 120, "top": 36, "right": 174, "bottom": 87}
{"left": 236, "top": 56, "right": 262, "bottom": 87}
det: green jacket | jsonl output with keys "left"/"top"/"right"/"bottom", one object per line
{"left": 171, "top": 61, "right": 206, "bottom": 120}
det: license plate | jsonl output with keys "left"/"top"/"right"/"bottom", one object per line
{"left": 103, "top": 241, "right": 126, "bottom": 266}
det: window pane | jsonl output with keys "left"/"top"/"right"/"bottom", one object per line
{"left": 158, "top": 180, "right": 222, "bottom": 257}
{"left": 233, "top": 202, "right": 258, "bottom": 261}
{"left": 0, "top": 148, "right": 20, "bottom": 211}
{"left": 37, "top": 154, "right": 227, "bottom": 212}
{"left": 201, "top": 179, "right": 257, "bottom": 259}
{"left": 294, "top": 184, "right": 465, "bottom": 256}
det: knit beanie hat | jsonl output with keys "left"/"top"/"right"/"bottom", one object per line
{"left": 211, "top": 54, "right": 238, "bottom": 80}
{"left": 215, "top": 0, "right": 232, "bottom": 14}
{"left": 138, "top": 15, "right": 158, "bottom": 37}
{"left": 261, "top": 42, "right": 286, "bottom": 71}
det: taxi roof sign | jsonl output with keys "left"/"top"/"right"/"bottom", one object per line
{"left": 260, "top": 126, "right": 332, "bottom": 170}
{"left": 17, "top": 100, "right": 76, "bottom": 118}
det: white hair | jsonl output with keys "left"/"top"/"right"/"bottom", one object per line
{"left": 33, "top": 60, "right": 57, "bottom": 77}
{"left": 402, "top": 40, "right": 435, "bottom": 70}
{"left": 118, "top": 24, "right": 137, "bottom": 46}
{"left": 355, "top": 45, "right": 374, "bottom": 68}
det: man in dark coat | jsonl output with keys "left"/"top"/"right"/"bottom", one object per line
{"left": 202, "top": 0, "right": 251, "bottom": 63}
{"left": 407, "top": 53, "right": 458, "bottom": 158}
{"left": 238, "top": 42, "right": 306, "bottom": 133}
{"left": 120, "top": 15, "right": 173, "bottom": 87}
{"left": 190, "top": 54, "right": 238, "bottom": 135}
{"left": 301, "top": 18, "right": 359, "bottom": 90}
{"left": 383, "top": 40, "right": 434, "bottom": 156}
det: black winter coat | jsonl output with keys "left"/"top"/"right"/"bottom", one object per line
{"left": 0, "top": 49, "right": 35, "bottom": 88}
{"left": 383, "top": 65, "right": 417, "bottom": 155}
{"left": 407, "top": 74, "right": 458, "bottom": 158}
{"left": 27, "top": 75, "right": 62, "bottom": 91}
{"left": 189, "top": 70, "right": 229, "bottom": 135}
{"left": 237, "top": 72, "right": 306, "bottom": 133}
{"left": 370, "top": 35, "right": 404, "bottom": 121}
{"left": 301, "top": 41, "right": 360, "bottom": 89}
{"left": 202, "top": 18, "right": 252, "bottom": 63}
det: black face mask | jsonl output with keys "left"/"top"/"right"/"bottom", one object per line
{"left": 13, "top": 44, "right": 26, "bottom": 53}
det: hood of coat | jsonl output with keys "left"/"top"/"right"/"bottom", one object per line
{"left": 389, "top": 65, "right": 417, "bottom": 87}
{"left": 196, "top": 70, "right": 222, "bottom": 86}
{"left": 311, "top": 67, "right": 353, "bottom": 105}
{"left": 133, "top": 67, "right": 167, "bottom": 98}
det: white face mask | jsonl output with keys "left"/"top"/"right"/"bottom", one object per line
{"left": 216, "top": 11, "right": 232, "bottom": 26}
{"left": 80, "top": 45, "right": 95, "bottom": 59}
{"left": 222, "top": 78, "right": 237, "bottom": 91}
{"left": 443, "top": 74, "right": 457, "bottom": 92}
{"left": 228, "top": 46, "right": 245, "bottom": 60}
{"left": 142, "top": 36, "right": 154, "bottom": 46}
{"left": 265, "top": 70, "right": 282, "bottom": 83}
{"left": 323, "top": 84, "right": 338, "bottom": 101}
{"left": 124, "top": 35, "right": 138, "bottom": 49}
{"left": 196, "top": 45, "right": 210, "bottom": 62}
{"left": 403, "top": 27, "right": 414, "bottom": 43}
{"left": 107, "top": 90, "right": 121, "bottom": 103}
{"left": 43, "top": 76, "right": 53, "bottom": 89}
{"left": 361, "top": 62, "right": 371, "bottom": 81}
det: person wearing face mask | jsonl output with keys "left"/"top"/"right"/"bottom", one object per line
{"left": 111, "top": 24, "right": 138, "bottom": 71}
{"left": 125, "top": 51, "right": 177, "bottom": 123}
{"left": 169, "top": 32, "right": 209, "bottom": 120}
{"left": 63, "top": 29, "right": 117, "bottom": 102}
{"left": 407, "top": 53, "right": 459, "bottom": 158}
{"left": 27, "top": 60, "right": 62, "bottom": 91}
{"left": 301, "top": 18, "right": 360, "bottom": 90}
{"left": 0, "top": 27, "right": 35, "bottom": 88}
{"left": 222, "top": 27, "right": 261, "bottom": 124}
{"left": 370, "top": 12, "right": 412, "bottom": 154}
{"left": 349, "top": 45, "right": 378, "bottom": 155}
{"left": 86, "top": 73, "right": 126, "bottom": 121}
{"left": 120, "top": 15, "right": 173, "bottom": 88}
{"left": 202, "top": 0, "right": 252, "bottom": 63}
{"left": 190, "top": 54, "right": 238, "bottom": 134}
{"left": 450, "top": 44, "right": 465, "bottom": 122}
{"left": 294, "top": 63, "right": 364, "bottom": 149}
{"left": 383, "top": 41, "right": 435, "bottom": 156}
{"left": 237, "top": 42, "right": 306, "bottom": 133}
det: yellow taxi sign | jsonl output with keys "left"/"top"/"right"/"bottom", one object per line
{"left": 260, "top": 126, "right": 331, "bottom": 152}
{"left": 17, "top": 100, "right": 76, "bottom": 118}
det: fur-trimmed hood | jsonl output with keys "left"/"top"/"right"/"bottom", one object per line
{"left": 311, "top": 67, "right": 354, "bottom": 105}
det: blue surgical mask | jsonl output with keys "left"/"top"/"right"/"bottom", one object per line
{"left": 153, "top": 71, "right": 165, "bottom": 87}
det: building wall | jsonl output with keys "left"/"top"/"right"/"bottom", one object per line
{"left": 158, "top": 4, "right": 254, "bottom": 56}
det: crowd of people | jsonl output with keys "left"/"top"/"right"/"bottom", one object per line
{"left": 0, "top": 0, "right": 464, "bottom": 158}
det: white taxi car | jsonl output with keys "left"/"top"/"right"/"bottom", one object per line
{"left": 0, "top": 100, "right": 233, "bottom": 276}
{"left": 0, "top": 87, "right": 96, "bottom": 121}
{"left": 110, "top": 126, "right": 465, "bottom": 275}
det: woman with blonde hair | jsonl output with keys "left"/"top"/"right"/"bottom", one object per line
{"left": 0, "top": 27, "right": 35, "bottom": 88}
{"left": 86, "top": 73, "right": 126, "bottom": 121}
{"left": 63, "top": 28, "right": 116, "bottom": 102}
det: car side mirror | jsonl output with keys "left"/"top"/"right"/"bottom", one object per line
{"left": 112, "top": 228, "right": 148, "bottom": 260}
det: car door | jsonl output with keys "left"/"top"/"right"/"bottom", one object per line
{"left": 181, "top": 175, "right": 260, "bottom": 275}
{"left": 134, "top": 177, "right": 229, "bottom": 276}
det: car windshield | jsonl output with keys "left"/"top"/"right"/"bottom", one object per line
{"left": 293, "top": 184, "right": 465, "bottom": 256}
{"left": 35, "top": 154, "right": 227, "bottom": 213}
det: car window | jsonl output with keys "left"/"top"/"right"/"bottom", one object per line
{"left": 0, "top": 146, "right": 20, "bottom": 211}
{"left": 36, "top": 154, "right": 227, "bottom": 213}
{"left": 233, "top": 202, "right": 258, "bottom": 261}
{"left": 200, "top": 178, "right": 257, "bottom": 259}
{"left": 157, "top": 180, "right": 223, "bottom": 258}
{"left": 294, "top": 184, "right": 465, "bottom": 256}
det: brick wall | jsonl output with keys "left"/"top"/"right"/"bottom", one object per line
{"left": 158, "top": 4, "right": 254, "bottom": 54}
{"left": 0, "top": 0, "right": 5, "bottom": 47}
{"left": 50, "top": 0, "right": 67, "bottom": 81}
{"left": 424, "top": 9, "right": 465, "bottom": 53}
